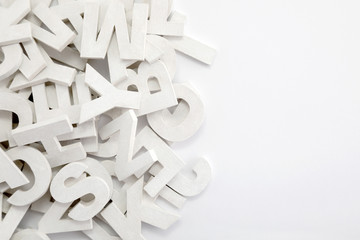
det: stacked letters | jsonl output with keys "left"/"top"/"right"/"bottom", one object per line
{"left": 0, "top": 0, "right": 216, "bottom": 239}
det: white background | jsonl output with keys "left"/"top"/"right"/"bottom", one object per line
{"left": 22, "top": 0, "right": 360, "bottom": 239}
{"left": 152, "top": 0, "right": 360, "bottom": 239}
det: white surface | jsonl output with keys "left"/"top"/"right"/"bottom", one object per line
{"left": 153, "top": 0, "right": 360, "bottom": 239}
{"left": 21, "top": 0, "right": 360, "bottom": 239}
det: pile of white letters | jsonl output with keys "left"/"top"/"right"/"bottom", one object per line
{"left": 0, "top": 0, "right": 216, "bottom": 239}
